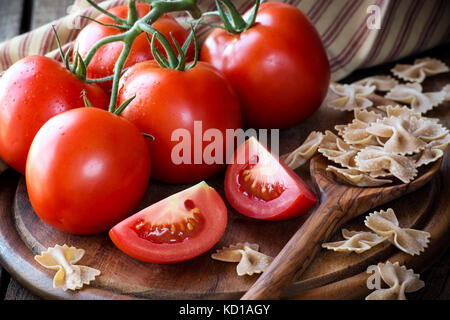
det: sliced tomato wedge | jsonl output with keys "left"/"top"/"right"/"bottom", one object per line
{"left": 109, "top": 181, "right": 227, "bottom": 263}
{"left": 225, "top": 137, "right": 318, "bottom": 220}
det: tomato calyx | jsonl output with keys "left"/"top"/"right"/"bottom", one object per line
{"left": 206, "top": 0, "right": 261, "bottom": 34}
{"left": 139, "top": 21, "right": 200, "bottom": 71}
{"left": 68, "top": 0, "right": 203, "bottom": 111}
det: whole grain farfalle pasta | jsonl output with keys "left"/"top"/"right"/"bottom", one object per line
{"left": 353, "top": 75, "right": 399, "bottom": 92}
{"left": 355, "top": 147, "right": 418, "bottom": 184}
{"left": 281, "top": 131, "right": 323, "bottom": 170}
{"left": 364, "top": 208, "right": 430, "bottom": 256}
{"left": 385, "top": 83, "right": 445, "bottom": 114}
{"left": 321, "top": 229, "right": 386, "bottom": 253}
{"left": 443, "top": 84, "right": 450, "bottom": 101}
{"left": 318, "top": 131, "right": 359, "bottom": 168}
{"left": 326, "top": 166, "right": 393, "bottom": 187}
{"left": 366, "top": 116, "right": 427, "bottom": 155}
{"left": 365, "top": 261, "right": 425, "bottom": 300}
{"left": 391, "top": 57, "right": 449, "bottom": 83}
{"left": 325, "top": 83, "right": 375, "bottom": 111}
{"left": 211, "top": 243, "right": 273, "bottom": 276}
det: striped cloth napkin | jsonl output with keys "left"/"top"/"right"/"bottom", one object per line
{"left": 0, "top": 0, "right": 449, "bottom": 80}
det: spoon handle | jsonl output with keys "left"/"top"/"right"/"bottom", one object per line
{"left": 241, "top": 194, "right": 348, "bottom": 300}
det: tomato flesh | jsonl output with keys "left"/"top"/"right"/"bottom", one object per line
{"left": 133, "top": 200, "right": 205, "bottom": 244}
{"left": 225, "top": 137, "right": 318, "bottom": 220}
{"left": 109, "top": 182, "right": 228, "bottom": 263}
{"left": 238, "top": 155, "right": 287, "bottom": 202}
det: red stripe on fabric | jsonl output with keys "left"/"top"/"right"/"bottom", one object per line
{"left": 412, "top": 0, "right": 442, "bottom": 53}
{"left": 330, "top": 20, "right": 368, "bottom": 71}
{"left": 320, "top": 0, "right": 354, "bottom": 42}
{"left": 324, "top": 3, "right": 365, "bottom": 49}
{"left": 385, "top": 0, "right": 423, "bottom": 62}
{"left": 21, "top": 32, "right": 32, "bottom": 60}
{"left": 420, "top": 0, "right": 449, "bottom": 50}
{"left": 360, "top": 0, "right": 399, "bottom": 68}
{"left": 3, "top": 41, "right": 12, "bottom": 67}
{"left": 331, "top": 0, "right": 384, "bottom": 72}
{"left": 18, "top": 34, "right": 26, "bottom": 60}
{"left": 322, "top": 0, "right": 362, "bottom": 48}
{"left": 306, "top": 0, "right": 326, "bottom": 21}
{"left": 40, "top": 26, "right": 54, "bottom": 56}
{"left": 310, "top": 0, "right": 333, "bottom": 24}
{"left": 0, "top": 42, "right": 9, "bottom": 70}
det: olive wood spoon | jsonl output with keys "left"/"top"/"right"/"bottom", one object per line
{"left": 241, "top": 155, "right": 442, "bottom": 299}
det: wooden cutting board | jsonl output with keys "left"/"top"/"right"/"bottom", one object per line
{"left": 1, "top": 75, "right": 449, "bottom": 299}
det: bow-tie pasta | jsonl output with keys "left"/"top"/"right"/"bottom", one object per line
{"left": 376, "top": 104, "right": 421, "bottom": 120}
{"left": 443, "top": 84, "right": 450, "bottom": 101}
{"left": 353, "top": 75, "right": 399, "bottom": 92}
{"left": 391, "top": 57, "right": 449, "bottom": 83}
{"left": 326, "top": 166, "right": 392, "bottom": 187}
{"left": 322, "top": 229, "right": 386, "bottom": 253}
{"left": 364, "top": 208, "right": 430, "bottom": 256}
{"left": 325, "top": 84, "right": 375, "bottom": 111}
{"left": 318, "top": 131, "right": 359, "bottom": 168}
{"left": 385, "top": 83, "right": 445, "bottom": 114}
{"left": 366, "top": 116, "right": 426, "bottom": 155}
{"left": 281, "top": 131, "right": 323, "bottom": 170}
{"left": 355, "top": 147, "right": 417, "bottom": 184}
{"left": 34, "top": 244, "right": 100, "bottom": 291}
{"left": 365, "top": 261, "right": 425, "bottom": 300}
{"left": 211, "top": 243, "right": 273, "bottom": 276}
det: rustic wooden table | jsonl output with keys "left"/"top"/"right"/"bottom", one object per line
{"left": 0, "top": 0, "right": 448, "bottom": 300}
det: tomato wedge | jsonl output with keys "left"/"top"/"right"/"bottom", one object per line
{"left": 109, "top": 182, "right": 227, "bottom": 263}
{"left": 225, "top": 137, "right": 318, "bottom": 220}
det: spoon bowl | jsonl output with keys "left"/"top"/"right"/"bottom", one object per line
{"left": 242, "top": 155, "right": 442, "bottom": 299}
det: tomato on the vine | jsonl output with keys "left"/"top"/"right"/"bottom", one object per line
{"left": 201, "top": 2, "right": 330, "bottom": 129}
{"left": 74, "top": 3, "right": 191, "bottom": 93}
{"left": 109, "top": 181, "right": 227, "bottom": 263}
{"left": 118, "top": 60, "right": 242, "bottom": 184}
{"left": 0, "top": 55, "right": 109, "bottom": 174}
{"left": 225, "top": 137, "right": 318, "bottom": 220}
{"left": 26, "top": 107, "right": 151, "bottom": 235}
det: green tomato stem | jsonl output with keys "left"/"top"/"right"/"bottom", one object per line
{"left": 85, "top": 0, "right": 128, "bottom": 26}
{"left": 108, "top": 41, "right": 133, "bottom": 112}
{"left": 127, "top": 0, "right": 139, "bottom": 25}
{"left": 81, "top": 0, "right": 202, "bottom": 112}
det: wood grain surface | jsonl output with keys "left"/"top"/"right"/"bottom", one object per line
{"left": 0, "top": 1, "right": 449, "bottom": 300}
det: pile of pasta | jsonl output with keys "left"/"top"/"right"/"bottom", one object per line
{"left": 283, "top": 57, "right": 450, "bottom": 187}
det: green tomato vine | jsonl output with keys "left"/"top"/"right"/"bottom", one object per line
{"left": 54, "top": 0, "right": 260, "bottom": 114}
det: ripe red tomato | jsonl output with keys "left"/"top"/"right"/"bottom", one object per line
{"left": 118, "top": 60, "right": 242, "bottom": 184}
{"left": 225, "top": 137, "right": 318, "bottom": 220}
{"left": 74, "top": 3, "right": 191, "bottom": 93}
{"left": 26, "top": 107, "right": 151, "bottom": 235}
{"left": 201, "top": 2, "right": 330, "bottom": 129}
{"left": 109, "top": 181, "right": 227, "bottom": 263}
{"left": 0, "top": 55, "right": 109, "bottom": 174}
